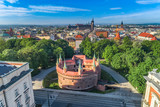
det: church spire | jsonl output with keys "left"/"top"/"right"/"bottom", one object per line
{"left": 59, "top": 53, "right": 62, "bottom": 62}
{"left": 56, "top": 57, "right": 59, "bottom": 66}
{"left": 93, "top": 59, "right": 96, "bottom": 67}
{"left": 93, "top": 59, "right": 96, "bottom": 72}
{"left": 94, "top": 52, "right": 96, "bottom": 59}
{"left": 63, "top": 59, "right": 67, "bottom": 69}
{"left": 63, "top": 59, "right": 67, "bottom": 73}
{"left": 78, "top": 60, "right": 83, "bottom": 75}
{"left": 121, "top": 21, "right": 123, "bottom": 28}
{"left": 79, "top": 60, "right": 82, "bottom": 70}
{"left": 97, "top": 55, "right": 100, "bottom": 65}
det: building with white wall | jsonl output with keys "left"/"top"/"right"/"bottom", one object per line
{"left": 143, "top": 69, "right": 160, "bottom": 107}
{"left": 0, "top": 61, "right": 35, "bottom": 107}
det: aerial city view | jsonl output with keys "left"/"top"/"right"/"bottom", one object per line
{"left": 0, "top": 0, "right": 160, "bottom": 107}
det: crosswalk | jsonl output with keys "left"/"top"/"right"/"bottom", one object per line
{"left": 34, "top": 90, "right": 141, "bottom": 107}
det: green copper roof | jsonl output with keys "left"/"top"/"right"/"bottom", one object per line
{"left": 94, "top": 52, "right": 96, "bottom": 58}
{"left": 93, "top": 59, "right": 96, "bottom": 67}
{"left": 0, "top": 32, "right": 10, "bottom": 37}
{"left": 97, "top": 56, "right": 100, "bottom": 64}
{"left": 56, "top": 58, "right": 59, "bottom": 64}
{"left": 79, "top": 60, "right": 82, "bottom": 70}
{"left": 59, "top": 54, "right": 62, "bottom": 60}
{"left": 63, "top": 59, "right": 67, "bottom": 69}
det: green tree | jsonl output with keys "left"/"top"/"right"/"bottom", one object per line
{"left": 111, "top": 53, "right": 127, "bottom": 71}
{"left": 93, "top": 39, "right": 114, "bottom": 58}
{"left": 99, "top": 34, "right": 104, "bottom": 38}
{"left": 102, "top": 44, "right": 119, "bottom": 64}
{"left": 1, "top": 49, "right": 17, "bottom": 61}
{"left": 119, "top": 36, "right": 133, "bottom": 51}
{"left": 141, "top": 40, "right": 152, "bottom": 53}
{"left": 17, "top": 46, "right": 40, "bottom": 70}
{"left": 126, "top": 48, "right": 145, "bottom": 68}
{"left": 128, "top": 56, "right": 154, "bottom": 93}
{"left": 0, "top": 38, "right": 6, "bottom": 53}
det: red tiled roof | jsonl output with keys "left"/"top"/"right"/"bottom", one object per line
{"left": 151, "top": 37, "right": 157, "bottom": 41}
{"left": 17, "top": 34, "right": 31, "bottom": 38}
{"left": 114, "top": 32, "right": 121, "bottom": 40}
{"left": 139, "top": 32, "right": 154, "bottom": 38}
{"left": 75, "top": 35, "right": 83, "bottom": 39}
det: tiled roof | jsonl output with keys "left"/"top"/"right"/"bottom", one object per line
{"left": 151, "top": 37, "right": 157, "bottom": 41}
{"left": 0, "top": 65, "right": 16, "bottom": 75}
{"left": 75, "top": 35, "right": 83, "bottom": 39}
{"left": 139, "top": 32, "right": 154, "bottom": 38}
{"left": 114, "top": 32, "right": 121, "bottom": 40}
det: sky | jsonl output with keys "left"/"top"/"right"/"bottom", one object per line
{"left": 1, "top": 0, "right": 160, "bottom": 25}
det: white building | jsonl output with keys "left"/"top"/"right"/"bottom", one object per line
{"left": 0, "top": 61, "right": 35, "bottom": 107}
{"left": 143, "top": 69, "right": 160, "bottom": 107}
{"left": 137, "top": 32, "right": 157, "bottom": 41}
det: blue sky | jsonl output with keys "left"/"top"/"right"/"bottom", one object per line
{"left": 1, "top": 0, "right": 160, "bottom": 24}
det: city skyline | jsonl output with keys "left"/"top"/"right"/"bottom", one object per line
{"left": 1, "top": 0, "right": 160, "bottom": 24}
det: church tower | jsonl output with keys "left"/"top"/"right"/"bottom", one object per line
{"left": 121, "top": 21, "right": 123, "bottom": 28}
{"left": 91, "top": 18, "right": 94, "bottom": 31}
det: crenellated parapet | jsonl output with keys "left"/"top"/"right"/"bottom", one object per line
{"left": 56, "top": 55, "right": 101, "bottom": 90}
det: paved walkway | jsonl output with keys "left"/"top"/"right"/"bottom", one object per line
{"left": 100, "top": 65, "right": 139, "bottom": 93}
{"left": 32, "top": 66, "right": 56, "bottom": 89}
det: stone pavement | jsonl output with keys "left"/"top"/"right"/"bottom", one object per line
{"left": 32, "top": 66, "right": 56, "bottom": 89}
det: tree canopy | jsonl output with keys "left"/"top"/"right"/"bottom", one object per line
{"left": 80, "top": 37, "right": 160, "bottom": 93}
{"left": 0, "top": 38, "right": 74, "bottom": 76}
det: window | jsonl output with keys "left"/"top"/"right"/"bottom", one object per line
{"left": 24, "top": 91, "right": 30, "bottom": 102}
{"left": 26, "top": 102, "right": 30, "bottom": 107}
{"left": 15, "top": 98, "right": 21, "bottom": 107}
{"left": 0, "top": 100, "right": 4, "bottom": 107}
{"left": 24, "top": 82, "right": 27, "bottom": 90}
{"left": 15, "top": 89, "right": 19, "bottom": 98}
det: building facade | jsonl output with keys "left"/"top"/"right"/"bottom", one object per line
{"left": 143, "top": 69, "right": 160, "bottom": 107}
{"left": 67, "top": 19, "right": 94, "bottom": 31}
{"left": 65, "top": 37, "right": 76, "bottom": 50}
{"left": 96, "top": 31, "right": 108, "bottom": 38}
{"left": 56, "top": 55, "right": 101, "bottom": 90}
{"left": 75, "top": 35, "right": 83, "bottom": 51}
{"left": 0, "top": 61, "right": 35, "bottom": 107}
{"left": 137, "top": 32, "right": 157, "bottom": 41}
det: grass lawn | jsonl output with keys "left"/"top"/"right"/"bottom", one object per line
{"left": 89, "top": 88, "right": 115, "bottom": 94}
{"left": 101, "top": 61, "right": 128, "bottom": 80}
{"left": 43, "top": 70, "right": 60, "bottom": 89}
{"left": 101, "top": 69, "right": 117, "bottom": 83}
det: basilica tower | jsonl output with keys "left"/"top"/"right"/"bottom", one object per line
{"left": 91, "top": 18, "right": 94, "bottom": 31}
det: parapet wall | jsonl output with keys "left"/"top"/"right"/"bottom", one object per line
{"left": 56, "top": 55, "right": 101, "bottom": 90}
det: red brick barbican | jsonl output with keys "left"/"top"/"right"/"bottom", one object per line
{"left": 56, "top": 54, "right": 101, "bottom": 90}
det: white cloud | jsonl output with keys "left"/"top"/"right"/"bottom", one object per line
{"left": 29, "top": 5, "right": 91, "bottom": 13}
{"left": 6, "top": 0, "right": 18, "bottom": 3}
{"left": 0, "top": 1, "right": 90, "bottom": 17}
{"left": 136, "top": 0, "right": 160, "bottom": 4}
{"left": 110, "top": 7, "right": 122, "bottom": 10}
{"left": 0, "top": 1, "right": 30, "bottom": 16}
{"left": 100, "top": 8, "right": 160, "bottom": 23}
